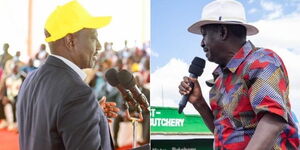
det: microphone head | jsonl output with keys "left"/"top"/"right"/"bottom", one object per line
{"left": 192, "top": 57, "right": 206, "bottom": 67}
{"left": 189, "top": 57, "right": 205, "bottom": 76}
{"left": 117, "top": 70, "right": 136, "bottom": 89}
{"left": 105, "top": 68, "right": 120, "bottom": 86}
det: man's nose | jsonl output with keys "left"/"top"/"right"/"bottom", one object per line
{"left": 201, "top": 38, "right": 205, "bottom": 48}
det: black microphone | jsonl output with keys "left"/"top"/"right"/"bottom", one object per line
{"left": 178, "top": 57, "right": 205, "bottom": 114}
{"left": 117, "top": 70, "right": 150, "bottom": 113}
{"left": 105, "top": 68, "right": 141, "bottom": 111}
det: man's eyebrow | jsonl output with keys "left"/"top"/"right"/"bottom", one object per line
{"left": 201, "top": 28, "right": 205, "bottom": 34}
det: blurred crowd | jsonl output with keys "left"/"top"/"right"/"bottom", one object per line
{"left": 0, "top": 40, "right": 150, "bottom": 148}
{"left": 84, "top": 40, "right": 150, "bottom": 148}
{"left": 0, "top": 43, "right": 46, "bottom": 132}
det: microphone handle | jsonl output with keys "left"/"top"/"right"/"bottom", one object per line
{"left": 116, "top": 85, "right": 138, "bottom": 106}
{"left": 178, "top": 73, "right": 198, "bottom": 114}
{"left": 129, "top": 86, "right": 150, "bottom": 113}
{"left": 124, "top": 90, "right": 138, "bottom": 106}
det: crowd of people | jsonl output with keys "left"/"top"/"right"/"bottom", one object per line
{"left": 0, "top": 43, "right": 43, "bottom": 131}
{"left": 0, "top": 40, "right": 150, "bottom": 148}
{"left": 84, "top": 40, "right": 150, "bottom": 148}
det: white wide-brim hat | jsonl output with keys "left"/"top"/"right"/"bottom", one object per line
{"left": 188, "top": 0, "right": 258, "bottom": 36}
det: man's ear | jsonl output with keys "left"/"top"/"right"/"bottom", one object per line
{"left": 64, "top": 33, "right": 76, "bottom": 50}
{"left": 219, "top": 25, "right": 228, "bottom": 40}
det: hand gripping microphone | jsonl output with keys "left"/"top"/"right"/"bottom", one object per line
{"left": 117, "top": 70, "right": 150, "bottom": 113}
{"left": 178, "top": 57, "right": 205, "bottom": 114}
{"left": 105, "top": 68, "right": 141, "bottom": 111}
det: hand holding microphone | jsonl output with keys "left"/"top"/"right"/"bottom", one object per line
{"left": 178, "top": 57, "right": 205, "bottom": 114}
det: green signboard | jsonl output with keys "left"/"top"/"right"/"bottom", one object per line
{"left": 150, "top": 106, "right": 214, "bottom": 149}
{"left": 150, "top": 106, "right": 211, "bottom": 134}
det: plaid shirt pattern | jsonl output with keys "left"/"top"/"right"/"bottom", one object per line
{"left": 209, "top": 41, "right": 299, "bottom": 150}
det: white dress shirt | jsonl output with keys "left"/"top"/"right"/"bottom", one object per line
{"left": 51, "top": 55, "right": 87, "bottom": 81}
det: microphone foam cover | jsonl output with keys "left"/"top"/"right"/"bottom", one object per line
{"left": 117, "top": 70, "right": 136, "bottom": 89}
{"left": 105, "top": 68, "right": 119, "bottom": 86}
{"left": 192, "top": 57, "right": 206, "bottom": 68}
{"left": 189, "top": 64, "right": 204, "bottom": 77}
{"left": 189, "top": 57, "right": 206, "bottom": 77}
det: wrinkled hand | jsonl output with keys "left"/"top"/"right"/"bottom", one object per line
{"left": 99, "top": 96, "right": 120, "bottom": 123}
{"left": 178, "top": 76, "right": 204, "bottom": 104}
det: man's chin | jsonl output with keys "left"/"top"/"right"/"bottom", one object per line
{"left": 206, "top": 57, "right": 215, "bottom": 63}
{"left": 205, "top": 54, "right": 211, "bottom": 61}
{"left": 80, "top": 63, "right": 93, "bottom": 69}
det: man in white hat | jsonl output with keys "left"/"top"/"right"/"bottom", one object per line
{"left": 179, "top": 0, "right": 299, "bottom": 149}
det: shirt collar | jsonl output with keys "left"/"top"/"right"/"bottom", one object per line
{"left": 51, "top": 54, "right": 87, "bottom": 81}
{"left": 213, "top": 40, "right": 255, "bottom": 75}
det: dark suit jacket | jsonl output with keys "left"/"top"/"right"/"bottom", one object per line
{"left": 17, "top": 56, "right": 113, "bottom": 150}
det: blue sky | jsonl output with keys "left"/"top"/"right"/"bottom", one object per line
{"left": 151, "top": 0, "right": 300, "bottom": 71}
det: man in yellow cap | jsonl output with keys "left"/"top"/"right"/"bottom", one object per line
{"left": 17, "top": 1, "right": 118, "bottom": 150}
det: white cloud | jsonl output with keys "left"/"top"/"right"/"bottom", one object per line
{"left": 151, "top": 59, "right": 187, "bottom": 106}
{"left": 260, "top": 0, "right": 283, "bottom": 19}
{"left": 250, "top": 13, "right": 300, "bottom": 54}
{"left": 151, "top": 58, "right": 217, "bottom": 114}
{"left": 267, "top": 10, "right": 283, "bottom": 19}
{"left": 260, "top": 0, "right": 281, "bottom": 11}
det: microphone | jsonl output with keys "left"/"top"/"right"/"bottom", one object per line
{"left": 117, "top": 70, "right": 150, "bottom": 113}
{"left": 178, "top": 57, "right": 205, "bottom": 114}
{"left": 105, "top": 68, "right": 141, "bottom": 111}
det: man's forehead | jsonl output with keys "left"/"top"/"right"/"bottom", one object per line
{"left": 202, "top": 24, "right": 213, "bottom": 30}
{"left": 200, "top": 26, "right": 209, "bottom": 34}
{"left": 201, "top": 24, "right": 221, "bottom": 32}
{"left": 73, "top": 28, "right": 97, "bottom": 37}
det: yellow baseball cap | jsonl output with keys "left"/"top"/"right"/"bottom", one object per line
{"left": 45, "top": 0, "right": 111, "bottom": 42}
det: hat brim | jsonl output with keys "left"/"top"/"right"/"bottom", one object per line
{"left": 85, "top": 16, "right": 112, "bottom": 29}
{"left": 188, "top": 20, "right": 259, "bottom": 36}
